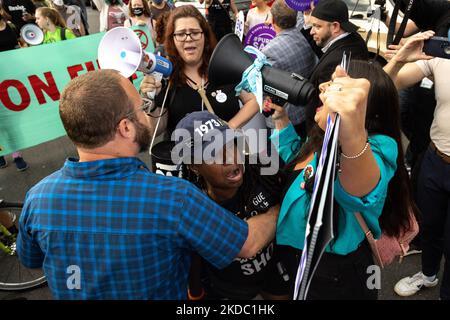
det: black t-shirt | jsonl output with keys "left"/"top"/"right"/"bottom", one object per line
{"left": 2, "top": 0, "right": 36, "bottom": 30}
{"left": 204, "top": 164, "right": 282, "bottom": 299}
{"left": 0, "top": 22, "right": 19, "bottom": 52}
{"left": 402, "top": 0, "right": 450, "bottom": 36}
{"left": 156, "top": 82, "right": 241, "bottom": 134}
{"left": 208, "top": 0, "right": 231, "bottom": 24}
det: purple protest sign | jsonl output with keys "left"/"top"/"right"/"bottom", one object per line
{"left": 285, "top": 0, "right": 319, "bottom": 11}
{"left": 243, "top": 23, "right": 276, "bottom": 52}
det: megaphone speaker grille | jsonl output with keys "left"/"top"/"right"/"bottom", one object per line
{"left": 20, "top": 24, "right": 44, "bottom": 46}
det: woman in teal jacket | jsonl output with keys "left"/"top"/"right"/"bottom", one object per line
{"left": 268, "top": 60, "right": 416, "bottom": 300}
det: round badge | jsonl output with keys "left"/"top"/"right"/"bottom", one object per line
{"left": 216, "top": 91, "right": 227, "bottom": 103}
{"left": 304, "top": 164, "right": 314, "bottom": 181}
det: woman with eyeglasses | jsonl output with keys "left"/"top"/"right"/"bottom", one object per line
{"left": 140, "top": 5, "right": 259, "bottom": 136}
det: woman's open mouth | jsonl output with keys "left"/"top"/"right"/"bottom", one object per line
{"left": 184, "top": 46, "right": 197, "bottom": 55}
{"left": 226, "top": 166, "right": 243, "bottom": 183}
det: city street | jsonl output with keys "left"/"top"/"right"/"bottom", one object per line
{"left": 0, "top": 5, "right": 445, "bottom": 301}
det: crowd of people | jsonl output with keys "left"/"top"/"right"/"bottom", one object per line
{"left": 1, "top": 0, "right": 449, "bottom": 300}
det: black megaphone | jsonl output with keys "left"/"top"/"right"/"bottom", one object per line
{"left": 208, "top": 34, "right": 316, "bottom": 116}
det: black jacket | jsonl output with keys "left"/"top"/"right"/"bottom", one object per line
{"left": 308, "top": 32, "right": 369, "bottom": 89}
{"left": 302, "top": 31, "right": 369, "bottom": 129}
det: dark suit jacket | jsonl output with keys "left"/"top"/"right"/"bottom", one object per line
{"left": 308, "top": 32, "right": 369, "bottom": 89}
{"left": 303, "top": 31, "right": 369, "bottom": 129}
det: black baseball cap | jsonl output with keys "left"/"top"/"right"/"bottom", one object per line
{"left": 312, "top": 0, "right": 359, "bottom": 33}
{"left": 172, "top": 111, "right": 242, "bottom": 165}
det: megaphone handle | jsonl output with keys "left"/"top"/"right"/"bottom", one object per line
{"left": 263, "top": 95, "right": 285, "bottom": 117}
{"left": 147, "top": 90, "right": 156, "bottom": 100}
{"left": 146, "top": 72, "right": 164, "bottom": 100}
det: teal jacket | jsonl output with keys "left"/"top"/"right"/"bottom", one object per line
{"left": 270, "top": 123, "right": 398, "bottom": 255}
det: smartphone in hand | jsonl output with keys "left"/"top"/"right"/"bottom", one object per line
{"left": 423, "top": 36, "right": 450, "bottom": 59}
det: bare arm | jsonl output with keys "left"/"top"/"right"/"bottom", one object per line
{"left": 230, "top": 0, "right": 238, "bottom": 17}
{"left": 326, "top": 69, "right": 380, "bottom": 197}
{"left": 238, "top": 205, "right": 279, "bottom": 258}
{"left": 383, "top": 59, "right": 426, "bottom": 90}
{"left": 227, "top": 91, "right": 260, "bottom": 129}
{"left": 384, "top": 15, "right": 419, "bottom": 37}
{"left": 383, "top": 31, "right": 434, "bottom": 90}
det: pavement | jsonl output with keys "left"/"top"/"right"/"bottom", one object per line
{"left": 0, "top": 6, "right": 444, "bottom": 301}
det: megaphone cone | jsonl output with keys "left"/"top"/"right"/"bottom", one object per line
{"left": 208, "top": 33, "right": 315, "bottom": 107}
{"left": 20, "top": 24, "right": 44, "bottom": 46}
{"left": 98, "top": 27, "right": 173, "bottom": 82}
{"left": 209, "top": 34, "right": 253, "bottom": 86}
{"left": 98, "top": 27, "right": 143, "bottom": 78}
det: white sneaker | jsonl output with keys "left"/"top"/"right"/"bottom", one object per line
{"left": 394, "top": 271, "right": 439, "bottom": 297}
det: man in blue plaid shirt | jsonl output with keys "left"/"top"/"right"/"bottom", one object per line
{"left": 262, "top": 0, "right": 318, "bottom": 139}
{"left": 16, "top": 70, "right": 278, "bottom": 300}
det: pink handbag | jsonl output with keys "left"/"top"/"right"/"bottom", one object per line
{"left": 354, "top": 212, "right": 419, "bottom": 269}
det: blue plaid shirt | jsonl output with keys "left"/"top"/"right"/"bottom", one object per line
{"left": 262, "top": 26, "right": 318, "bottom": 127}
{"left": 17, "top": 157, "right": 248, "bottom": 300}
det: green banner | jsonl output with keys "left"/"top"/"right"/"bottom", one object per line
{"left": 0, "top": 26, "right": 154, "bottom": 156}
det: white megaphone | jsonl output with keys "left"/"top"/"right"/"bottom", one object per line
{"left": 20, "top": 24, "right": 44, "bottom": 46}
{"left": 98, "top": 27, "right": 173, "bottom": 99}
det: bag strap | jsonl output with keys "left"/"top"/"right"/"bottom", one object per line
{"left": 60, "top": 27, "right": 66, "bottom": 41}
{"left": 354, "top": 212, "right": 371, "bottom": 236}
{"left": 150, "top": 81, "right": 172, "bottom": 152}
{"left": 387, "top": 0, "right": 415, "bottom": 47}
{"left": 216, "top": 0, "right": 233, "bottom": 23}
{"left": 196, "top": 84, "right": 216, "bottom": 115}
{"left": 354, "top": 212, "right": 384, "bottom": 268}
{"left": 185, "top": 75, "right": 216, "bottom": 115}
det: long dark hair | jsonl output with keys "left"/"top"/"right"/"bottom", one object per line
{"left": 164, "top": 5, "right": 217, "bottom": 86}
{"left": 289, "top": 60, "right": 417, "bottom": 237}
{"left": 155, "top": 10, "right": 171, "bottom": 45}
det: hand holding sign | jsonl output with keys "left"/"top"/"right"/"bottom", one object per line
{"left": 321, "top": 66, "right": 370, "bottom": 145}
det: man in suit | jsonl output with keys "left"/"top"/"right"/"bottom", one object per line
{"left": 262, "top": 0, "right": 317, "bottom": 139}
{"left": 301, "top": 0, "right": 369, "bottom": 128}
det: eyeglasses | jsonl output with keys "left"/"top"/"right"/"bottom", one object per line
{"left": 173, "top": 31, "right": 203, "bottom": 42}
{"left": 116, "top": 98, "right": 154, "bottom": 127}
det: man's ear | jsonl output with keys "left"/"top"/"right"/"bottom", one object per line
{"left": 117, "top": 118, "right": 135, "bottom": 139}
{"left": 331, "top": 22, "right": 342, "bottom": 34}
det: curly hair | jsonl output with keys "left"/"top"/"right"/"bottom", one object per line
{"left": 155, "top": 10, "right": 171, "bottom": 45}
{"left": 164, "top": 5, "right": 217, "bottom": 86}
